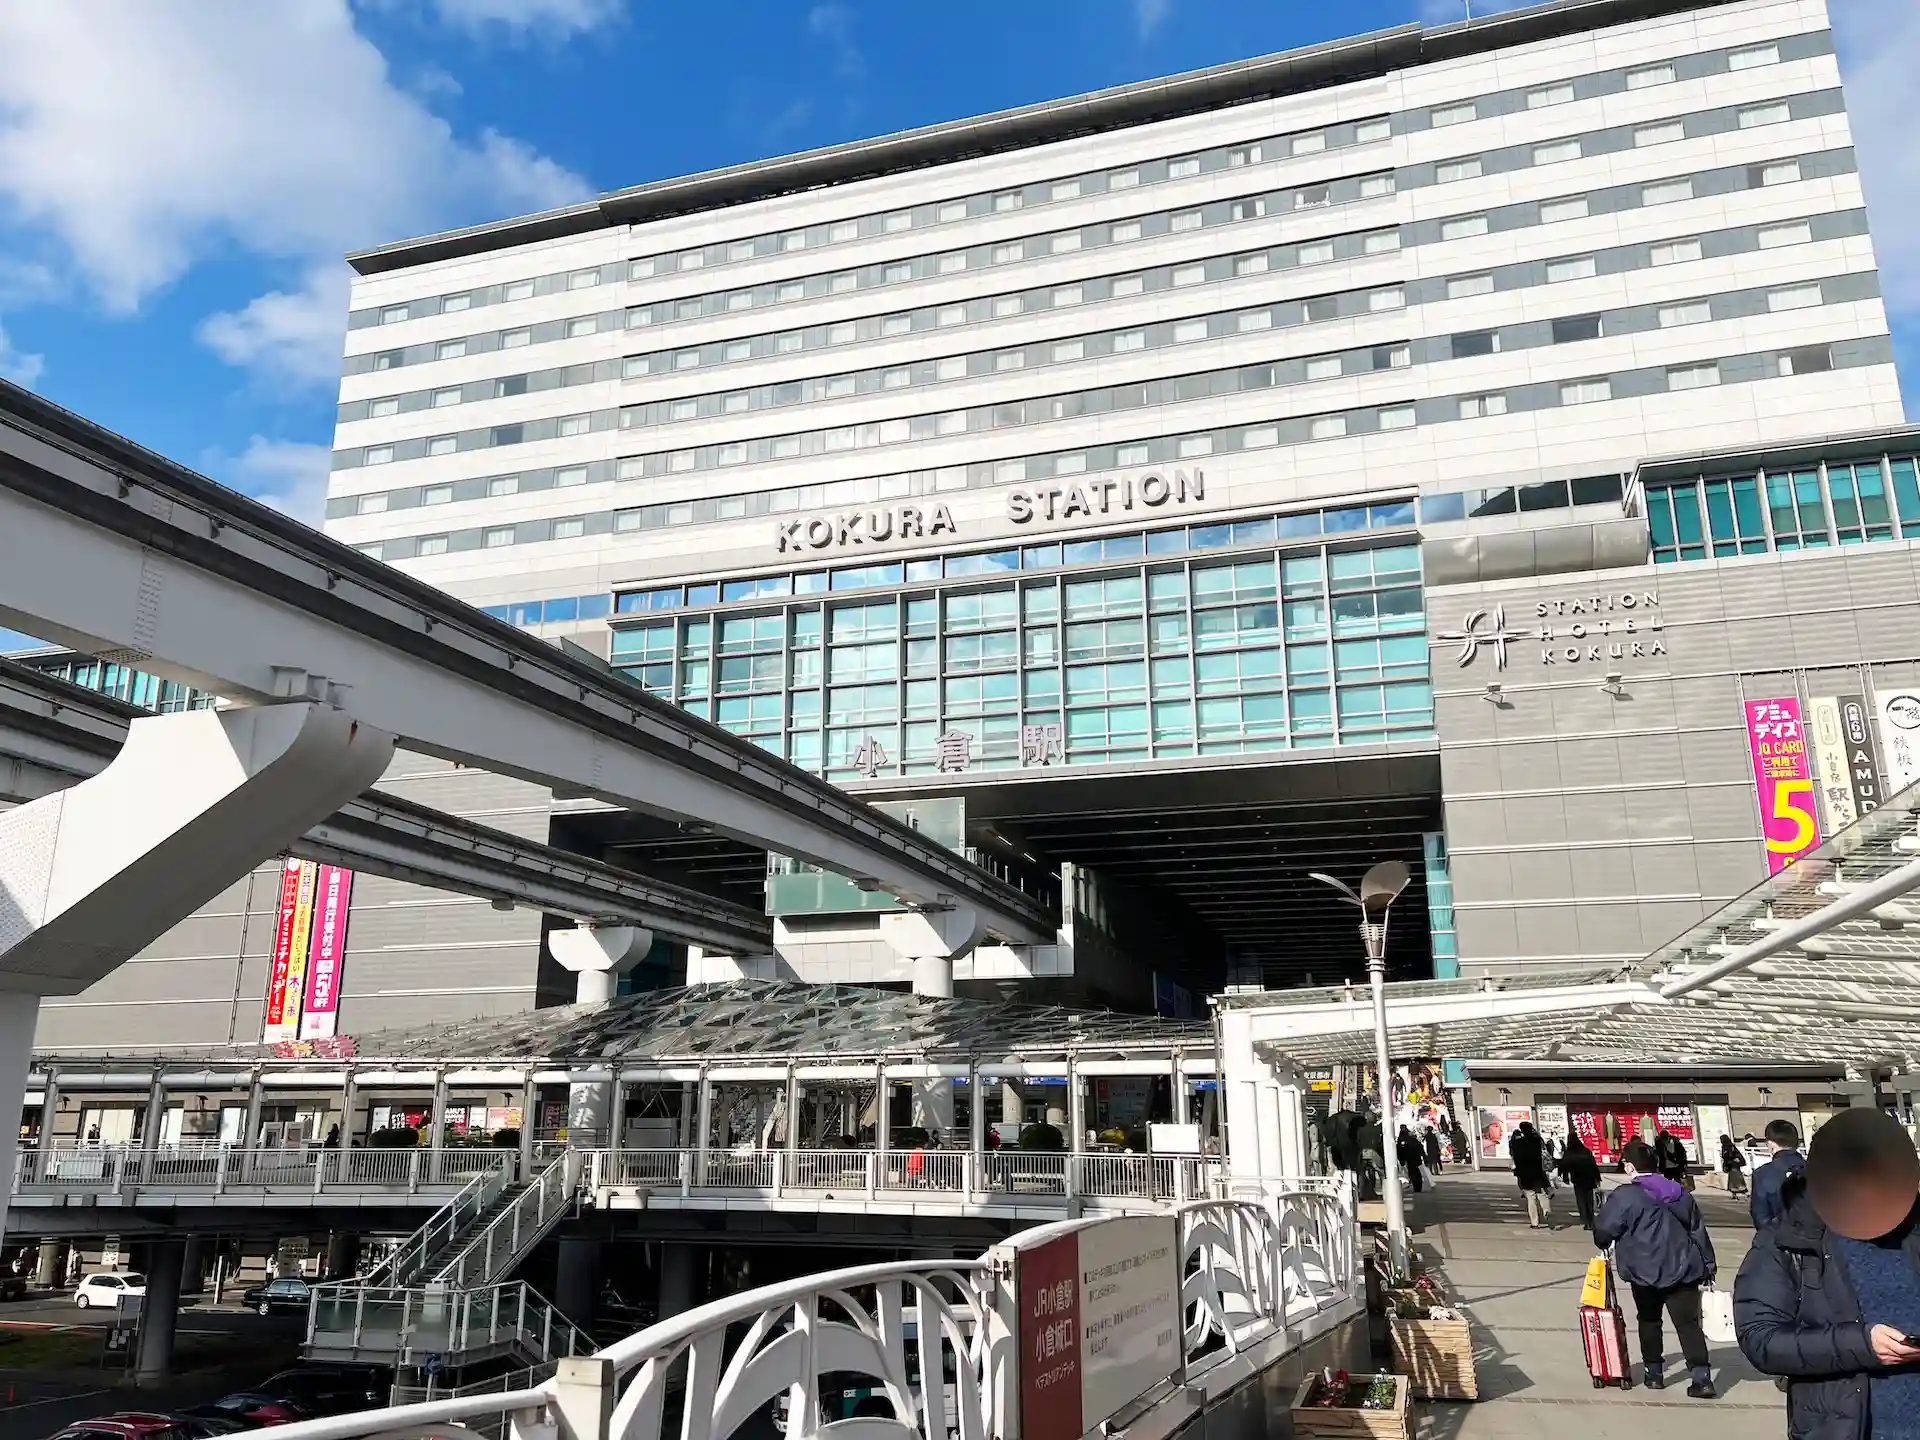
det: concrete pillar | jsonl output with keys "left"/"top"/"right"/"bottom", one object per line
{"left": 551, "top": 926, "right": 653, "bottom": 1006}
{"left": 134, "top": 1238, "right": 185, "bottom": 1386}
{"left": 1275, "top": 1060, "right": 1309, "bottom": 1176}
{"left": 1002, "top": 1080, "right": 1023, "bottom": 1138}
{"left": 1068, "top": 1057, "right": 1085, "bottom": 1153}
{"left": 880, "top": 905, "right": 984, "bottom": 1000}
{"left": 784, "top": 1073, "right": 801, "bottom": 1155}
{"left": 34, "top": 1239, "right": 67, "bottom": 1288}
{"left": 140, "top": 1071, "right": 166, "bottom": 1161}
{"left": 430, "top": 1070, "right": 449, "bottom": 1181}
{"left": 657, "top": 1243, "right": 697, "bottom": 1321}
{"left": 181, "top": 1235, "right": 207, "bottom": 1296}
{"left": 37, "top": 1066, "right": 61, "bottom": 1170}
{"left": 519, "top": 1073, "right": 537, "bottom": 1179}
{"left": 0, "top": 703, "right": 394, "bottom": 1243}
{"left": 555, "top": 1235, "right": 599, "bottom": 1326}
{"left": 242, "top": 1071, "right": 264, "bottom": 1147}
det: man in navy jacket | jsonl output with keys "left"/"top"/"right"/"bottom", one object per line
{"left": 1594, "top": 1138, "right": 1718, "bottom": 1396}
{"left": 1750, "top": 1118, "right": 1807, "bottom": 1230}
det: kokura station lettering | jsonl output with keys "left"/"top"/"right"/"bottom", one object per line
{"left": 1008, "top": 468, "right": 1205, "bottom": 524}
{"left": 1535, "top": 591, "right": 1667, "bottom": 665}
{"left": 776, "top": 503, "right": 958, "bottom": 553}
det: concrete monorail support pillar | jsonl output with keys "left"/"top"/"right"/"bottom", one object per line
{"left": 551, "top": 927, "right": 652, "bottom": 1145}
{"left": 555, "top": 1234, "right": 599, "bottom": 1329}
{"left": 134, "top": 1238, "right": 185, "bottom": 1386}
{"left": 0, "top": 702, "right": 394, "bottom": 1244}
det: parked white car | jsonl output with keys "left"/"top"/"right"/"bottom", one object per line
{"left": 74, "top": 1271, "right": 145, "bottom": 1309}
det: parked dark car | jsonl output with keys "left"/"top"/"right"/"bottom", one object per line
{"left": 253, "top": 1367, "right": 389, "bottom": 1417}
{"left": 239, "top": 1277, "right": 312, "bottom": 1316}
{"left": 177, "top": 1395, "right": 309, "bottom": 1430}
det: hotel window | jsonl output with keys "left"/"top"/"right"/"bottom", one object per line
{"left": 1437, "top": 158, "right": 1483, "bottom": 183}
{"left": 1668, "top": 362, "right": 1720, "bottom": 391}
{"left": 1356, "top": 119, "right": 1391, "bottom": 143}
{"left": 1309, "top": 416, "right": 1348, "bottom": 440}
{"left": 1306, "top": 355, "right": 1343, "bottom": 380}
{"left": 1777, "top": 345, "right": 1833, "bottom": 375}
{"left": 1547, "top": 255, "right": 1596, "bottom": 283}
{"left": 994, "top": 350, "right": 1025, "bottom": 372}
{"left": 1379, "top": 405, "right": 1416, "bottom": 430}
{"left": 1237, "top": 311, "right": 1271, "bottom": 332}
{"left": 1626, "top": 62, "right": 1676, "bottom": 89}
{"left": 1111, "top": 220, "right": 1142, "bottom": 243}
{"left": 990, "top": 242, "right": 1023, "bottom": 265}
{"left": 1459, "top": 393, "right": 1507, "bottom": 419}
{"left": 1540, "top": 196, "right": 1589, "bottom": 224}
{"left": 1360, "top": 175, "right": 1394, "bottom": 198}
{"left": 418, "top": 535, "right": 449, "bottom": 556}
{"left": 1739, "top": 102, "right": 1792, "bottom": 129}
{"left": 372, "top": 351, "right": 401, "bottom": 371}
{"left": 1768, "top": 284, "right": 1823, "bottom": 312}
{"left": 1050, "top": 232, "right": 1081, "bottom": 254}
{"left": 427, "top": 436, "right": 457, "bottom": 457}
{"left": 556, "top": 466, "right": 587, "bottom": 487}
{"left": 1441, "top": 215, "right": 1488, "bottom": 241}
{"left": 675, "top": 349, "right": 700, "bottom": 369}
{"left": 1651, "top": 238, "right": 1703, "bottom": 265}
{"left": 436, "top": 339, "right": 466, "bottom": 360}
{"left": 992, "top": 295, "right": 1023, "bottom": 317}
{"left": 567, "top": 317, "right": 596, "bottom": 338}
{"left": 1233, "top": 254, "right": 1268, "bottom": 277}
{"left": 1560, "top": 377, "right": 1611, "bottom": 405}
{"left": 993, "top": 191, "right": 1022, "bottom": 212}
{"left": 1168, "top": 156, "right": 1201, "bottom": 179}
{"left": 369, "top": 397, "right": 399, "bottom": 418}
{"left": 380, "top": 305, "right": 408, "bottom": 324}
{"left": 1293, "top": 133, "right": 1328, "bottom": 154}
{"left": 1172, "top": 263, "right": 1205, "bottom": 287}
{"left": 1296, "top": 185, "right": 1331, "bottom": 209}
{"left": 1729, "top": 42, "right": 1780, "bottom": 69}
{"left": 1535, "top": 139, "right": 1582, "bottom": 165}
{"left": 937, "top": 252, "right": 966, "bottom": 275}
{"left": 1754, "top": 160, "right": 1801, "bottom": 187}
{"left": 358, "top": 493, "right": 388, "bottom": 515}
{"left": 1177, "top": 435, "right": 1214, "bottom": 458}
{"left": 1451, "top": 331, "right": 1498, "bottom": 359}
{"left": 725, "top": 292, "right": 750, "bottom": 312}
{"left": 1052, "top": 340, "right": 1085, "bottom": 363}
{"left": 1766, "top": 468, "right": 1831, "bottom": 550}
{"left": 884, "top": 210, "right": 912, "bottom": 232}
{"left": 1552, "top": 314, "right": 1602, "bottom": 344}
{"left": 487, "top": 476, "right": 518, "bottom": 498}
{"left": 552, "top": 517, "right": 585, "bottom": 541}
{"left": 1829, "top": 462, "right": 1896, "bottom": 544}
{"left": 1659, "top": 300, "right": 1712, "bottom": 327}
{"left": 1370, "top": 287, "right": 1405, "bottom": 311}
{"left": 1528, "top": 81, "right": 1575, "bottom": 108}
{"left": 1114, "top": 330, "right": 1145, "bottom": 352}
{"left": 1298, "top": 241, "right": 1334, "bottom": 265}
{"left": 1110, "top": 168, "right": 1141, "bottom": 190}
{"left": 1636, "top": 121, "right": 1686, "bottom": 147}
{"left": 422, "top": 484, "right": 452, "bottom": 505}
{"left": 1431, "top": 101, "right": 1476, "bottom": 127}
{"left": 1644, "top": 179, "right": 1694, "bottom": 205}
{"left": 432, "top": 387, "right": 461, "bottom": 408}
{"left": 881, "top": 314, "right": 911, "bottom": 336}
{"left": 1758, "top": 221, "right": 1813, "bottom": 249}
{"left": 505, "top": 279, "right": 534, "bottom": 301}
{"left": 1447, "top": 274, "right": 1494, "bottom": 300}
{"left": 568, "top": 269, "right": 597, "bottom": 290}
{"left": 828, "top": 220, "right": 857, "bottom": 242}
{"left": 678, "top": 250, "right": 703, "bottom": 270}
{"left": 1227, "top": 145, "right": 1260, "bottom": 167}
{"left": 443, "top": 294, "right": 470, "bottom": 312}
{"left": 936, "top": 200, "right": 967, "bottom": 223}
{"left": 1171, "top": 209, "right": 1202, "bottom": 232}
{"left": 627, "top": 259, "right": 658, "bottom": 280}
{"left": 1363, "top": 231, "right": 1400, "bottom": 254}
{"left": 1112, "top": 276, "right": 1144, "bottom": 298}
{"left": 828, "top": 272, "right": 856, "bottom": 294}
{"left": 559, "top": 414, "right": 590, "bottom": 437}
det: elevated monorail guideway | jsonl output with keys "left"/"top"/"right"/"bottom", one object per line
{"left": 0, "top": 658, "right": 775, "bottom": 956}
{"left": 0, "top": 381, "right": 1053, "bottom": 948}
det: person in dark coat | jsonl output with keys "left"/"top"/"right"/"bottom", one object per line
{"left": 1557, "top": 1133, "right": 1603, "bottom": 1230}
{"left": 1735, "top": 1107, "right": 1920, "bottom": 1439}
{"left": 1449, "top": 1119, "right": 1469, "bottom": 1164}
{"left": 1594, "top": 1138, "right": 1718, "bottom": 1396}
{"left": 1751, "top": 1118, "right": 1807, "bottom": 1231}
{"left": 1654, "top": 1128, "right": 1691, "bottom": 1185}
{"left": 1396, "top": 1125, "right": 1425, "bottom": 1193}
{"left": 1423, "top": 1126, "right": 1444, "bottom": 1175}
{"left": 1718, "top": 1134, "right": 1747, "bottom": 1195}
{"left": 1508, "top": 1121, "right": 1552, "bottom": 1229}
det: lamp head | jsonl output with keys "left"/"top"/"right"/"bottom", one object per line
{"left": 1307, "top": 871, "right": 1360, "bottom": 906}
{"left": 1358, "top": 860, "right": 1411, "bottom": 915}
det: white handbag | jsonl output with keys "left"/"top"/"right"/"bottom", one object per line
{"left": 1701, "top": 1283, "right": 1736, "bottom": 1344}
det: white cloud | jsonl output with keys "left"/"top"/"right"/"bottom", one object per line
{"left": 1417, "top": 0, "right": 1528, "bottom": 23}
{"left": 0, "top": 322, "right": 43, "bottom": 388}
{"left": 808, "top": 5, "right": 864, "bottom": 80}
{"left": 198, "top": 265, "right": 354, "bottom": 390}
{"left": 1134, "top": 0, "right": 1173, "bottom": 41}
{"left": 418, "top": 0, "right": 623, "bottom": 36}
{"left": 211, "top": 437, "right": 336, "bottom": 528}
{"left": 0, "top": 2, "right": 592, "bottom": 387}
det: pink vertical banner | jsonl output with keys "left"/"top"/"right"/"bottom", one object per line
{"left": 298, "top": 865, "right": 354, "bottom": 1039}
{"left": 261, "top": 860, "right": 303, "bottom": 1041}
{"left": 1744, "top": 697, "right": 1823, "bottom": 873}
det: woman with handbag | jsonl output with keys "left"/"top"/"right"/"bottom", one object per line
{"left": 1719, "top": 1134, "right": 1748, "bottom": 1195}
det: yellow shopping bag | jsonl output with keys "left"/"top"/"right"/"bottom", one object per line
{"left": 1580, "top": 1255, "right": 1611, "bottom": 1309}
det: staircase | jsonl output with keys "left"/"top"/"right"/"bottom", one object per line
{"left": 305, "top": 1154, "right": 590, "bottom": 1372}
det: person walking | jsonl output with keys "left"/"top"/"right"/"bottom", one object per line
{"left": 1750, "top": 1118, "right": 1807, "bottom": 1230}
{"left": 1509, "top": 1121, "right": 1553, "bottom": 1229}
{"left": 1423, "top": 1125, "right": 1444, "bottom": 1176}
{"left": 1593, "top": 1137, "right": 1718, "bottom": 1397}
{"left": 1718, "top": 1134, "right": 1747, "bottom": 1196}
{"left": 1655, "top": 1128, "right": 1691, "bottom": 1187}
{"left": 1735, "top": 1106, "right": 1920, "bottom": 1439}
{"left": 1449, "top": 1118, "right": 1470, "bottom": 1165}
{"left": 1559, "top": 1133, "right": 1603, "bottom": 1230}
{"left": 1397, "top": 1125, "right": 1426, "bottom": 1193}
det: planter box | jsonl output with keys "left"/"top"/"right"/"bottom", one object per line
{"left": 1288, "top": 1374, "right": 1410, "bottom": 1440}
{"left": 1388, "top": 1313, "right": 1478, "bottom": 1400}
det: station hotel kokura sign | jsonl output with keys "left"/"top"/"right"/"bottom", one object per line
{"left": 774, "top": 467, "right": 1207, "bottom": 553}
{"left": 1441, "top": 590, "right": 1668, "bottom": 670}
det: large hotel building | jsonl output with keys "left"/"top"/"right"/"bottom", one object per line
{"left": 20, "top": 0, "right": 1920, "bottom": 1113}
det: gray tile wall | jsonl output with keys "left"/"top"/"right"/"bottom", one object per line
{"left": 1428, "top": 540, "right": 1920, "bottom": 976}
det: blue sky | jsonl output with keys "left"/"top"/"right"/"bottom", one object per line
{"left": 0, "top": 0, "right": 1913, "bottom": 536}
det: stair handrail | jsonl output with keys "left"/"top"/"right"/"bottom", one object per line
{"left": 306, "top": 1278, "right": 592, "bottom": 1369}
{"left": 360, "top": 1152, "right": 513, "bottom": 1289}
{"left": 432, "top": 1152, "right": 578, "bottom": 1289}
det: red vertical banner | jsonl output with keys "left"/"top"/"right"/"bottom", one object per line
{"left": 1744, "top": 697, "right": 1822, "bottom": 873}
{"left": 261, "top": 860, "right": 303, "bottom": 1040}
{"left": 1017, "top": 1232, "right": 1083, "bottom": 1440}
{"left": 299, "top": 866, "right": 354, "bottom": 1040}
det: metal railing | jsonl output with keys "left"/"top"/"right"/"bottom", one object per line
{"left": 433, "top": 1154, "right": 577, "bottom": 1289}
{"left": 247, "top": 1184, "right": 1361, "bottom": 1440}
{"left": 306, "top": 1279, "right": 589, "bottom": 1368}
{"left": 10, "top": 1143, "right": 509, "bottom": 1197}
{"left": 358, "top": 1157, "right": 514, "bottom": 1290}
{"left": 591, "top": 1147, "right": 1225, "bottom": 1205}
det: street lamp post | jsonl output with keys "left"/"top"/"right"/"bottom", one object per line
{"left": 1310, "top": 859, "right": 1413, "bottom": 1281}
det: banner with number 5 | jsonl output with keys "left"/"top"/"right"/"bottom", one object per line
{"left": 1744, "top": 696, "right": 1822, "bottom": 873}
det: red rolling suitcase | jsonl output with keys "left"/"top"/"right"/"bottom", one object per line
{"left": 1579, "top": 1255, "right": 1633, "bottom": 1390}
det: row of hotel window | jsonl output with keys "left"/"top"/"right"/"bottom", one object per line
{"left": 352, "top": 37, "right": 1796, "bottom": 330}
{"left": 1646, "top": 456, "right": 1920, "bottom": 563}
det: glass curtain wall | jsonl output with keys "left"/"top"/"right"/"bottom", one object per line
{"left": 1645, "top": 452, "right": 1920, "bottom": 564}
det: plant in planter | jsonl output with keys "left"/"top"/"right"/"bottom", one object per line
{"left": 1289, "top": 1371, "right": 1409, "bottom": 1439}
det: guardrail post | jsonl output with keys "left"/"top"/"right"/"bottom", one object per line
{"left": 1066, "top": 1154, "right": 1079, "bottom": 1201}
{"left": 214, "top": 1148, "right": 228, "bottom": 1195}
{"left": 409, "top": 1148, "right": 422, "bottom": 1194}
{"left": 111, "top": 1148, "right": 127, "bottom": 1196}
{"left": 771, "top": 1150, "right": 783, "bottom": 1200}
{"left": 551, "top": 1356, "right": 614, "bottom": 1440}
{"left": 865, "top": 1151, "right": 877, "bottom": 1201}
{"left": 679, "top": 1150, "right": 691, "bottom": 1198}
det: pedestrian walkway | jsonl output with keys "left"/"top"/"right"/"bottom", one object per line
{"left": 1404, "top": 1169, "right": 1782, "bottom": 1440}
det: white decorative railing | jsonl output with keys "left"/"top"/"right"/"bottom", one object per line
{"left": 251, "top": 1183, "right": 1358, "bottom": 1440}
{"left": 433, "top": 1153, "right": 577, "bottom": 1289}
{"left": 10, "top": 1143, "right": 508, "bottom": 1198}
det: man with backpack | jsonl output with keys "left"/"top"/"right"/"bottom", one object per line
{"left": 1593, "top": 1137, "right": 1719, "bottom": 1397}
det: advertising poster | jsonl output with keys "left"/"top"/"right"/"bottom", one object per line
{"left": 1015, "top": 1215, "right": 1181, "bottom": 1440}
{"left": 299, "top": 865, "right": 355, "bottom": 1040}
{"left": 1570, "top": 1105, "right": 1697, "bottom": 1165}
{"left": 1877, "top": 690, "right": 1920, "bottom": 796}
{"left": 1695, "top": 1104, "right": 1732, "bottom": 1154}
{"left": 1809, "top": 696, "right": 1857, "bottom": 833}
{"left": 1840, "top": 695, "right": 1887, "bottom": 819}
{"left": 1743, "top": 697, "right": 1822, "bottom": 872}
{"left": 261, "top": 860, "right": 305, "bottom": 1042}
{"left": 280, "top": 860, "right": 320, "bottom": 1042}
{"left": 1535, "top": 1104, "right": 1570, "bottom": 1150}
{"left": 1476, "top": 1106, "right": 1532, "bottom": 1162}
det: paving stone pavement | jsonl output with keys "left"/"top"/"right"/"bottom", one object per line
{"left": 1399, "top": 1168, "right": 1784, "bottom": 1440}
